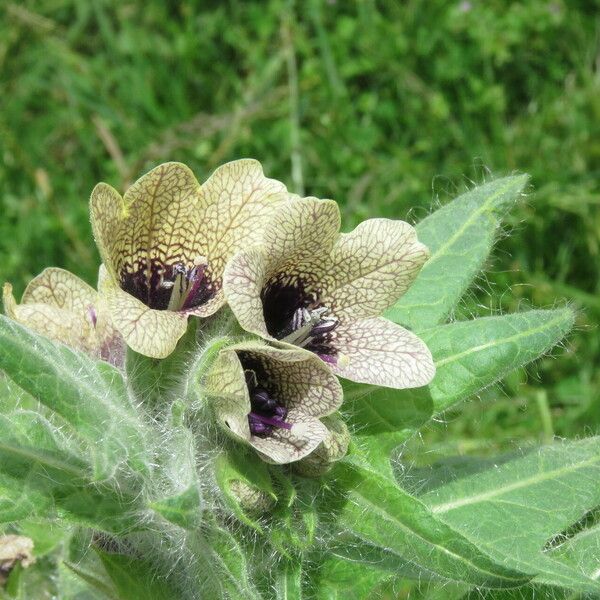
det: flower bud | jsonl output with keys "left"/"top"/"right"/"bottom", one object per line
{"left": 294, "top": 414, "right": 350, "bottom": 477}
{"left": 0, "top": 535, "right": 35, "bottom": 586}
{"left": 228, "top": 479, "right": 275, "bottom": 514}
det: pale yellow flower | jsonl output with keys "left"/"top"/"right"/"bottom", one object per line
{"left": 223, "top": 197, "right": 435, "bottom": 389}
{"left": 90, "top": 160, "right": 288, "bottom": 358}
{"left": 205, "top": 341, "right": 343, "bottom": 464}
{"left": 3, "top": 267, "right": 123, "bottom": 365}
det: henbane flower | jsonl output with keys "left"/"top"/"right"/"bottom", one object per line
{"left": 224, "top": 197, "right": 435, "bottom": 389}
{"left": 90, "top": 160, "right": 289, "bottom": 358}
{"left": 204, "top": 341, "right": 343, "bottom": 464}
{"left": 3, "top": 267, "right": 123, "bottom": 366}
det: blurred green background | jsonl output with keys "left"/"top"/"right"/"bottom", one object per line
{"left": 1, "top": 0, "right": 599, "bottom": 452}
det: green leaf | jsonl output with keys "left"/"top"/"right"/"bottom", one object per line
{"left": 550, "top": 519, "right": 600, "bottom": 582}
{"left": 150, "top": 486, "right": 202, "bottom": 530}
{"left": 97, "top": 552, "right": 177, "bottom": 600}
{"left": 385, "top": 175, "right": 529, "bottom": 331}
{"left": 421, "top": 438, "right": 600, "bottom": 594}
{"left": 269, "top": 474, "right": 319, "bottom": 555}
{"left": 0, "top": 374, "right": 35, "bottom": 412}
{"left": 0, "top": 411, "right": 90, "bottom": 486}
{"left": 0, "top": 472, "right": 52, "bottom": 523}
{"left": 17, "top": 520, "right": 66, "bottom": 557}
{"left": 275, "top": 560, "right": 303, "bottom": 600}
{"left": 150, "top": 425, "right": 203, "bottom": 530}
{"left": 310, "top": 545, "right": 408, "bottom": 599}
{"left": 190, "top": 524, "right": 262, "bottom": 600}
{"left": 63, "top": 560, "right": 119, "bottom": 600}
{"left": 420, "top": 308, "right": 574, "bottom": 414}
{"left": 0, "top": 316, "right": 149, "bottom": 480}
{"left": 343, "top": 382, "right": 433, "bottom": 469}
{"left": 0, "top": 412, "right": 143, "bottom": 531}
{"left": 459, "top": 585, "right": 570, "bottom": 600}
{"left": 344, "top": 309, "right": 573, "bottom": 468}
{"left": 331, "top": 462, "right": 530, "bottom": 588}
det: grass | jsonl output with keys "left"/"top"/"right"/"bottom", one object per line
{"left": 1, "top": 0, "right": 599, "bottom": 448}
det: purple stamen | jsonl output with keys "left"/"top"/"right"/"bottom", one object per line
{"left": 247, "top": 416, "right": 270, "bottom": 435}
{"left": 252, "top": 389, "right": 276, "bottom": 411}
{"left": 245, "top": 374, "right": 292, "bottom": 436}
{"left": 249, "top": 412, "right": 293, "bottom": 430}
{"left": 318, "top": 353, "right": 338, "bottom": 366}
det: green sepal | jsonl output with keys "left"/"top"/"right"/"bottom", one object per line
{"left": 214, "top": 446, "right": 276, "bottom": 531}
{"left": 150, "top": 486, "right": 203, "bottom": 530}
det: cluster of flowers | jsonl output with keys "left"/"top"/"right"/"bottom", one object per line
{"left": 3, "top": 160, "right": 435, "bottom": 470}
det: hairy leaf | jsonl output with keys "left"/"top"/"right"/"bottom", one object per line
{"left": 275, "top": 560, "right": 303, "bottom": 600}
{"left": 0, "top": 412, "right": 143, "bottom": 531}
{"left": 0, "top": 316, "right": 149, "bottom": 480}
{"left": 0, "top": 472, "right": 52, "bottom": 523}
{"left": 385, "top": 175, "right": 529, "bottom": 331}
{"left": 550, "top": 520, "right": 600, "bottom": 582}
{"left": 331, "top": 463, "right": 530, "bottom": 588}
{"left": 150, "top": 486, "right": 202, "bottom": 530}
{"left": 191, "top": 525, "right": 262, "bottom": 600}
{"left": 422, "top": 438, "right": 600, "bottom": 594}
{"left": 98, "top": 552, "right": 176, "bottom": 600}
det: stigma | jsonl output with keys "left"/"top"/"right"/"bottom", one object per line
{"left": 162, "top": 260, "right": 208, "bottom": 311}
{"left": 279, "top": 306, "right": 338, "bottom": 348}
{"left": 120, "top": 256, "right": 214, "bottom": 312}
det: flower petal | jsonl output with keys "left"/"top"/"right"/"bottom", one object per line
{"left": 121, "top": 162, "right": 201, "bottom": 273}
{"left": 21, "top": 267, "right": 96, "bottom": 312}
{"left": 261, "top": 196, "right": 340, "bottom": 269}
{"left": 223, "top": 246, "right": 272, "bottom": 338}
{"left": 3, "top": 282, "right": 91, "bottom": 351}
{"left": 239, "top": 343, "right": 342, "bottom": 417}
{"left": 322, "top": 219, "right": 430, "bottom": 320}
{"left": 196, "top": 159, "right": 289, "bottom": 289}
{"left": 89, "top": 181, "right": 125, "bottom": 280}
{"left": 251, "top": 410, "right": 328, "bottom": 464}
{"left": 94, "top": 266, "right": 126, "bottom": 366}
{"left": 91, "top": 162, "right": 203, "bottom": 287}
{"left": 204, "top": 348, "right": 252, "bottom": 441}
{"left": 224, "top": 197, "right": 341, "bottom": 338}
{"left": 332, "top": 317, "right": 435, "bottom": 388}
{"left": 100, "top": 275, "right": 188, "bottom": 359}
